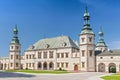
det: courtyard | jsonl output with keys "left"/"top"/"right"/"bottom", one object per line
{"left": 0, "top": 71, "right": 111, "bottom": 80}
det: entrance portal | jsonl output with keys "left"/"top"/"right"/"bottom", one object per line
{"left": 74, "top": 65, "right": 78, "bottom": 71}
{"left": 108, "top": 63, "right": 116, "bottom": 73}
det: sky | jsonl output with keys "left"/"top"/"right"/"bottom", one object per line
{"left": 0, "top": 0, "right": 120, "bottom": 56}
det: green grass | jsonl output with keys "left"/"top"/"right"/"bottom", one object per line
{"left": 6, "top": 69, "right": 70, "bottom": 74}
{"left": 101, "top": 74, "right": 120, "bottom": 80}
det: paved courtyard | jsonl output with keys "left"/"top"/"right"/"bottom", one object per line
{"left": 0, "top": 71, "right": 111, "bottom": 80}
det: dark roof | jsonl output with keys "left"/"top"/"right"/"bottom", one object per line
{"left": 96, "top": 49, "right": 120, "bottom": 56}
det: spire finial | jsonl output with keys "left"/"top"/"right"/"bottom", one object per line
{"left": 85, "top": 6, "right": 88, "bottom": 13}
{"left": 99, "top": 27, "right": 104, "bottom": 37}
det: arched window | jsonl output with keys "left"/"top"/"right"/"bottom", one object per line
{"left": 49, "top": 62, "right": 54, "bottom": 70}
{"left": 43, "top": 62, "right": 47, "bottom": 70}
{"left": 38, "top": 62, "right": 42, "bottom": 69}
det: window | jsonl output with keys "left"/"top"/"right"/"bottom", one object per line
{"left": 11, "top": 55, "right": 13, "bottom": 59}
{"left": 16, "top": 63, "right": 18, "bottom": 67}
{"left": 100, "top": 57, "right": 103, "bottom": 59}
{"left": 57, "top": 53, "right": 60, "bottom": 58}
{"left": 81, "top": 38, "right": 85, "bottom": 42}
{"left": 26, "top": 55, "right": 28, "bottom": 59}
{"left": 61, "top": 63, "right": 64, "bottom": 67}
{"left": 16, "top": 46, "right": 19, "bottom": 49}
{"left": 61, "top": 53, "right": 64, "bottom": 58}
{"left": 89, "top": 50, "right": 92, "bottom": 57}
{"left": 29, "top": 63, "right": 31, "bottom": 67}
{"left": 75, "top": 53, "right": 77, "bottom": 57}
{"left": 11, "top": 63, "right": 13, "bottom": 67}
{"left": 38, "top": 52, "right": 41, "bottom": 58}
{"left": 29, "top": 55, "right": 31, "bottom": 59}
{"left": 16, "top": 55, "right": 19, "bottom": 59}
{"left": 49, "top": 51, "right": 53, "bottom": 58}
{"left": 82, "top": 50, "right": 85, "bottom": 57}
{"left": 26, "top": 63, "right": 28, "bottom": 67}
{"left": 32, "top": 63, "right": 34, "bottom": 67}
{"left": 57, "top": 63, "right": 60, "bottom": 67}
{"left": 111, "top": 57, "right": 113, "bottom": 59}
{"left": 65, "top": 53, "right": 69, "bottom": 58}
{"left": 43, "top": 52, "right": 47, "bottom": 58}
{"left": 33, "top": 54, "right": 35, "bottom": 59}
{"left": 89, "top": 37, "right": 92, "bottom": 42}
{"left": 11, "top": 46, "right": 13, "bottom": 49}
{"left": 66, "top": 63, "right": 68, "bottom": 68}
{"left": 82, "top": 62, "right": 85, "bottom": 68}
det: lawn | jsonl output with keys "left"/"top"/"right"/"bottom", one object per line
{"left": 6, "top": 69, "right": 70, "bottom": 74}
{"left": 101, "top": 74, "right": 120, "bottom": 80}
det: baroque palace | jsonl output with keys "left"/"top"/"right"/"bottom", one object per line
{"left": 0, "top": 7, "right": 120, "bottom": 73}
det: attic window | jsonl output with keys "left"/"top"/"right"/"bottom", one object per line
{"left": 61, "top": 42, "right": 66, "bottom": 47}
{"left": 31, "top": 45, "right": 34, "bottom": 49}
{"left": 45, "top": 44, "right": 49, "bottom": 48}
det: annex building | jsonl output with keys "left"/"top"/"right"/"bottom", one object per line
{"left": 0, "top": 7, "right": 120, "bottom": 73}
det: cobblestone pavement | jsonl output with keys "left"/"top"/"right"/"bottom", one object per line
{"left": 0, "top": 71, "right": 112, "bottom": 80}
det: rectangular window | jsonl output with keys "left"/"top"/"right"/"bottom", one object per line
{"left": 61, "top": 63, "right": 64, "bottom": 67}
{"left": 29, "top": 55, "right": 31, "bottom": 59}
{"left": 65, "top": 53, "right": 69, "bottom": 58}
{"left": 26, "top": 63, "right": 28, "bottom": 67}
{"left": 89, "top": 50, "right": 93, "bottom": 57}
{"left": 89, "top": 37, "right": 92, "bottom": 42}
{"left": 16, "top": 46, "right": 19, "bottom": 49}
{"left": 26, "top": 55, "right": 28, "bottom": 59}
{"left": 33, "top": 54, "right": 35, "bottom": 59}
{"left": 11, "top": 63, "right": 13, "bottom": 67}
{"left": 16, "top": 63, "right": 18, "bottom": 67}
{"left": 44, "top": 52, "right": 47, "bottom": 58}
{"left": 57, "top": 63, "right": 60, "bottom": 67}
{"left": 81, "top": 38, "right": 85, "bottom": 42}
{"left": 66, "top": 63, "right": 68, "bottom": 68}
{"left": 82, "top": 62, "right": 85, "bottom": 68}
{"left": 32, "top": 63, "right": 34, "bottom": 67}
{"left": 57, "top": 53, "right": 60, "bottom": 58}
{"left": 29, "top": 63, "right": 31, "bottom": 67}
{"left": 16, "top": 55, "right": 19, "bottom": 59}
{"left": 38, "top": 52, "right": 41, "bottom": 58}
{"left": 11, "top": 55, "right": 13, "bottom": 59}
{"left": 61, "top": 53, "right": 64, "bottom": 58}
{"left": 11, "top": 46, "right": 13, "bottom": 49}
{"left": 49, "top": 51, "right": 53, "bottom": 58}
{"left": 82, "top": 50, "right": 85, "bottom": 57}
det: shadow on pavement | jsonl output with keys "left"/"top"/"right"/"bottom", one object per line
{"left": 0, "top": 71, "right": 35, "bottom": 78}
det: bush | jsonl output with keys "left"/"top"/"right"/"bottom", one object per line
{"left": 25, "top": 68, "right": 28, "bottom": 70}
{"left": 59, "top": 67, "right": 62, "bottom": 71}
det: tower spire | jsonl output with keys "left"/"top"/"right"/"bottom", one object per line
{"left": 80, "top": 7, "right": 94, "bottom": 35}
{"left": 96, "top": 27, "right": 107, "bottom": 51}
{"left": 11, "top": 25, "right": 20, "bottom": 44}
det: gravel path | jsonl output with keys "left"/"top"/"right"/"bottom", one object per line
{"left": 0, "top": 71, "right": 112, "bottom": 80}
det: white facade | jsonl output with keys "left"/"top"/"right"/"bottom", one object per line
{"left": 0, "top": 8, "right": 120, "bottom": 73}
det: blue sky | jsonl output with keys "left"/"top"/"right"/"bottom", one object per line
{"left": 0, "top": 0, "right": 120, "bottom": 56}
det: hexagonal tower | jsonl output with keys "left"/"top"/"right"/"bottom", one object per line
{"left": 9, "top": 25, "right": 21, "bottom": 70}
{"left": 79, "top": 7, "right": 95, "bottom": 71}
{"left": 96, "top": 27, "right": 107, "bottom": 51}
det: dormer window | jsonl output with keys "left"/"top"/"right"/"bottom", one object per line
{"left": 45, "top": 44, "right": 49, "bottom": 48}
{"left": 60, "top": 42, "right": 66, "bottom": 47}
